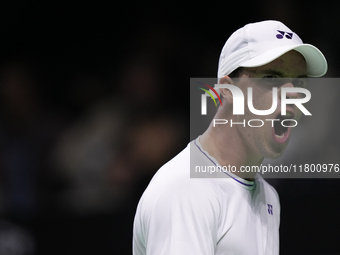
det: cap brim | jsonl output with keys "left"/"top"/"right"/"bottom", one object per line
{"left": 240, "top": 44, "right": 328, "bottom": 77}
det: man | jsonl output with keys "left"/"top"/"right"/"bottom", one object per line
{"left": 133, "top": 20, "right": 327, "bottom": 254}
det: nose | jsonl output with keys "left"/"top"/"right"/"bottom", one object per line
{"left": 279, "top": 81, "right": 299, "bottom": 99}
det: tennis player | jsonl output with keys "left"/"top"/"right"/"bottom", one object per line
{"left": 133, "top": 20, "right": 327, "bottom": 255}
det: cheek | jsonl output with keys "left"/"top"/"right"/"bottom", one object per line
{"left": 235, "top": 118, "right": 269, "bottom": 155}
{"left": 295, "top": 110, "right": 303, "bottom": 122}
{"left": 245, "top": 89, "right": 275, "bottom": 115}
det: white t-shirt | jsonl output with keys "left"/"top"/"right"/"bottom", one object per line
{"left": 133, "top": 137, "right": 280, "bottom": 255}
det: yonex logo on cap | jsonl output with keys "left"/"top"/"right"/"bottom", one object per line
{"left": 276, "top": 30, "right": 293, "bottom": 39}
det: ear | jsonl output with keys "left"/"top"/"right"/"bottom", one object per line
{"left": 218, "top": 75, "right": 234, "bottom": 104}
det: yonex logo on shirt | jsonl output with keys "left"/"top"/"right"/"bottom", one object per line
{"left": 276, "top": 30, "right": 293, "bottom": 39}
{"left": 267, "top": 204, "right": 273, "bottom": 215}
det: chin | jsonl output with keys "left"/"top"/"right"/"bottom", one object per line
{"left": 265, "top": 152, "right": 283, "bottom": 160}
{"left": 265, "top": 147, "right": 287, "bottom": 159}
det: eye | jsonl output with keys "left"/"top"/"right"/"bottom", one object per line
{"left": 262, "top": 75, "right": 279, "bottom": 80}
{"left": 292, "top": 78, "right": 308, "bottom": 88}
{"left": 261, "top": 75, "right": 281, "bottom": 86}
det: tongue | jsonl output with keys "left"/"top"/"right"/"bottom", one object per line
{"left": 274, "top": 117, "right": 287, "bottom": 136}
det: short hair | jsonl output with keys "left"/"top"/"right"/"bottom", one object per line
{"left": 228, "top": 67, "right": 244, "bottom": 79}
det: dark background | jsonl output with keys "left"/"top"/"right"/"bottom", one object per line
{"left": 0, "top": 1, "right": 339, "bottom": 254}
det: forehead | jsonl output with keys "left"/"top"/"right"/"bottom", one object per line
{"left": 243, "top": 50, "right": 307, "bottom": 78}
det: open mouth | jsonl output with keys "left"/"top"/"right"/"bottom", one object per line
{"left": 273, "top": 113, "right": 294, "bottom": 143}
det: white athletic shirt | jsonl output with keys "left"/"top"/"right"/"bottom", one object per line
{"left": 133, "top": 137, "right": 280, "bottom": 255}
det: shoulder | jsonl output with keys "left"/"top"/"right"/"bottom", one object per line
{"left": 142, "top": 144, "right": 221, "bottom": 206}
{"left": 136, "top": 143, "right": 222, "bottom": 222}
{"left": 133, "top": 144, "right": 222, "bottom": 250}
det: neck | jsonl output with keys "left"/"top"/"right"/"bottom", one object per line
{"left": 199, "top": 112, "right": 264, "bottom": 181}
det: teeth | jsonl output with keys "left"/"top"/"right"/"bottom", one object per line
{"left": 275, "top": 133, "right": 284, "bottom": 138}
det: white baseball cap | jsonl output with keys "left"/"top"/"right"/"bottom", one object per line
{"left": 217, "top": 20, "right": 328, "bottom": 79}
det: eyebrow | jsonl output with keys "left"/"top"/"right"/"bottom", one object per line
{"left": 260, "top": 69, "right": 308, "bottom": 78}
